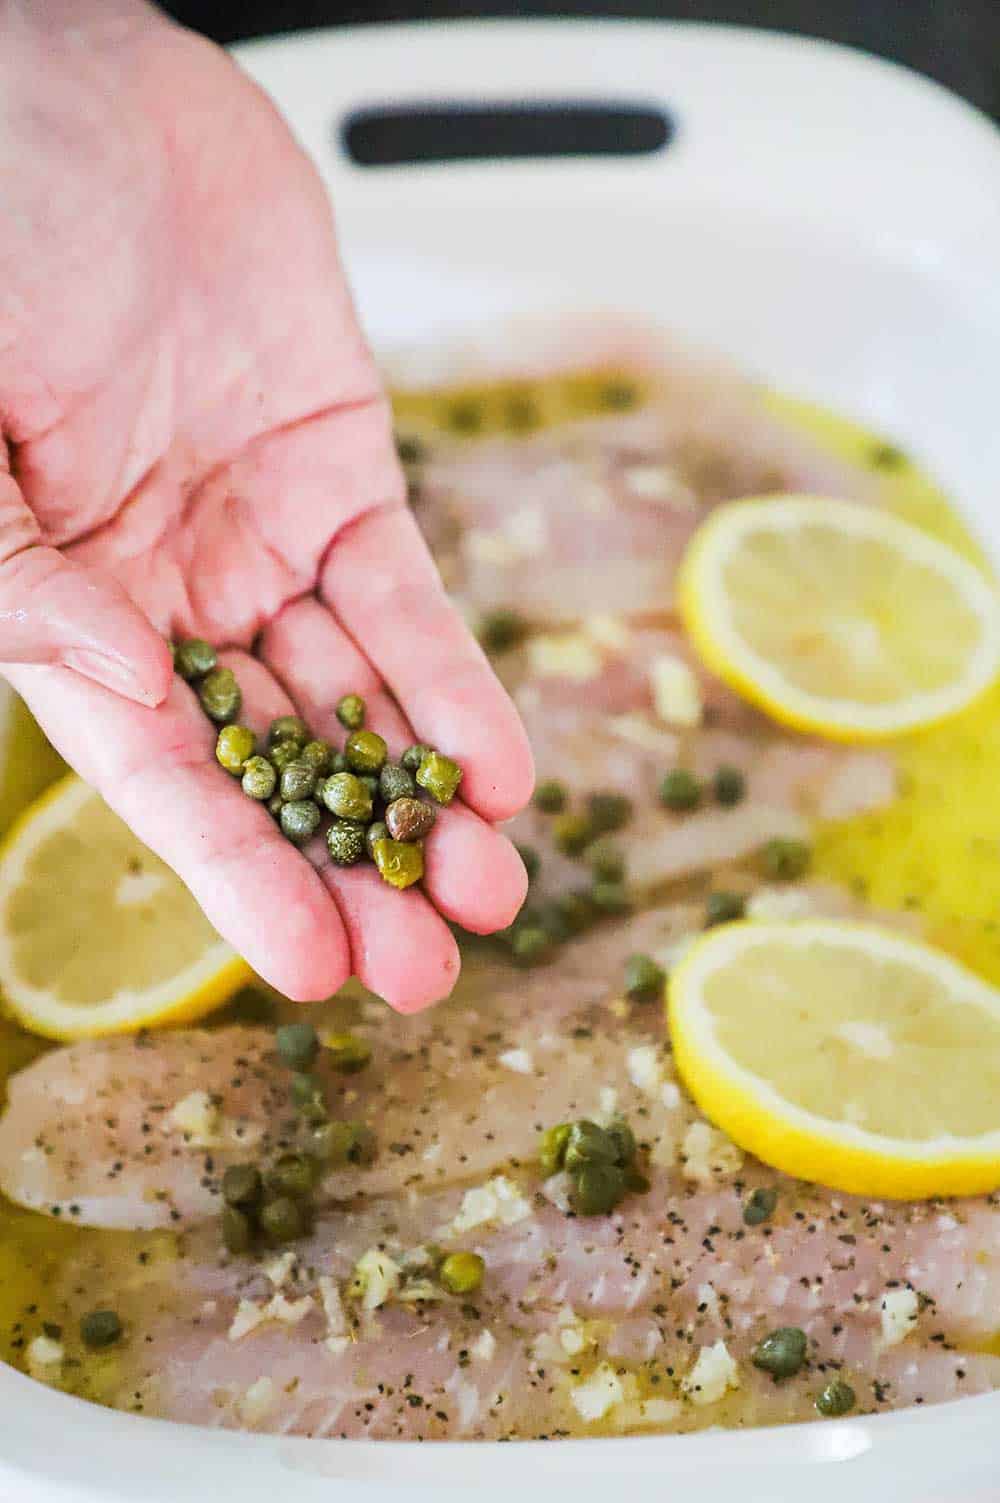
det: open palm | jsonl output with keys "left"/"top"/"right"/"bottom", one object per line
{"left": 0, "top": 4, "right": 532, "bottom": 1009}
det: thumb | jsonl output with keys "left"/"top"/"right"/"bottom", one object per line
{"left": 0, "top": 473, "right": 173, "bottom": 707}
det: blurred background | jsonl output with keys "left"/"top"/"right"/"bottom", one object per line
{"left": 163, "top": 2, "right": 999, "bottom": 120}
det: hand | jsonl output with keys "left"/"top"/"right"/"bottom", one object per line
{"left": 0, "top": 2, "right": 532, "bottom": 1010}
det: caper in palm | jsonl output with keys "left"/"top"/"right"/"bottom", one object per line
{"left": 241, "top": 756, "right": 277, "bottom": 800}
{"left": 321, "top": 771, "right": 373, "bottom": 821}
{"left": 401, "top": 743, "right": 430, "bottom": 773}
{"left": 268, "top": 1153, "right": 316, "bottom": 1200}
{"left": 752, "top": 1326, "right": 807, "bottom": 1379}
{"left": 173, "top": 638, "right": 217, "bottom": 681}
{"left": 323, "top": 1032, "right": 372, "bottom": 1074}
{"left": 268, "top": 714, "right": 309, "bottom": 749}
{"left": 221, "top": 1163, "right": 263, "bottom": 1209}
{"left": 300, "top": 739, "right": 333, "bottom": 774}
{"left": 385, "top": 796, "right": 436, "bottom": 842}
{"left": 215, "top": 724, "right": 256, "bottom": 775}
{"left": 221, "top": 1205, "right": 254, "bottom": 1255}
{"left": 533, "top": 779, "right": 567, "bottom": 813}
{"left": 571, "top": 1162, "right": 625, "bottom": 1216}
{"left": 439, "top": 1251, "right": 485, "bottom": 1295}
{"left": 277, "top": 1022, "right": 320, "bottom": 1070}
{"left": 267, "top": 793, "right": 284, "bottom": 819}
{"left": 759, "top": 837, "right": 812, "bottom": 882}
{"left": 815, "top": 1379, "right": 855, "bottom": 1417}
{"left": 624, "top": 952, "right": 665, "bottom": 1003}
{"left": 280, "top": 759, "right": 317, "bottom": 802}
{"left": 705, "top": 890, "right": 746, "bottom": 926}
{"left": 335, "top": 694, "right": 366, "bottom": 731}
{"left": 659, "top": 768, "right": 701, "bottom": 811}
{"left": 344, "top": 728, "right": 388, "bottom": 774}
{"left": 379, "top": 762, "right": 416, "bottom": 803}
{"left": 326, "top": 820, "right": 367, "bottom": 866}
{"left": 372, "top": 837, "right": 424, "bottom": 890}
{"left": 199, "top": 667, "right": 241, "bottom": 723}
{"left": 280, "top": 799, "right": 321, "bottom": 845}
{"left": 365, "top": 820, "right": 389, "bottom": 860}
{"left": 713, "top": 764, "right": 746, "bottom": 807}
{"left": 259, "top": 1195, "right": 306, "bottom": 1245}
{"left": 416, "top": 749, "right": 463, "bottom": 805}
{"left": 538, "top": 1123, "right": 572, "bottom": 1176}
{"left": 586, "top": 791, "right": 632, "bottom": 834}
{"left": 269, "top": 739, "right": 302, "bottom": 774}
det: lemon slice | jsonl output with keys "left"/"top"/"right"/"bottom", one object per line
{"left": 669, "top": 919, "right": 1000, "bottom": 1198}
{"left": 678, "top": 495, "right": 1000, "bottom": 740}
{"left": 0, "top": 776, "right": 250, "bottom": 1040}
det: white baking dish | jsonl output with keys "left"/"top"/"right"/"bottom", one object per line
{"left": 2, "top": 20, "right": 999, "bottom": 1501}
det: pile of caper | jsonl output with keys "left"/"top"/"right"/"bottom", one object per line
{"left": 173, "top": 639, "right": 463, "bottom": 891}
{"left": 538, "top": 1116, "right": 649, "bottom": 1217}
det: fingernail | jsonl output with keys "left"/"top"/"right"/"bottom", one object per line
{"left": 63, "top": 649, "right": 162, "bottom": 707}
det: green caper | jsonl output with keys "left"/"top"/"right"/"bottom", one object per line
{"left": 585, "top": 837, "right": 625, "bottom": 882}
{"left": 365, "top": 820, "right": 389, "bottom": 860}
{"left": 533, "top": 779, "right": 567, "bottom": 813}
{"left": 659, "top": 769, "right": 701, "bottom": 811}
{"left": 379, "top": 763, "right": 416, "bottom": 803}
{"left": 478, "top": 609, "right": 527, "bottom": 654}
{"left": 439, "top": 1251, "right": 485, "bottom": 1295}
{"left": 586, "top": 791, "right": 632, "bottom": 834}
{"left": 267, "top": 1153, "right": 317, "bottom": 1200}
{"left": 416, "top": 749, "right": 463, "bottom": 805}
{"left": 551, "top": 890, "right": 596, "bottom": 935}
{"left": 215, "top": 724, "right": 256, "bottom": 775}
{"left": 323, "top": 1032, "right": 372, "bottom": 1074}
{"left": 515, "top": 844, "right": 541, "bottom": 883}
{"left": 268, "top": 715, "right": 309, "bottom": 749}
{"left": 571, "top": 1162, "right": 626, "bottom": 1216}
{"left": 590, "top": 878, "right": 631, "bottom": 914}
{"left": 552, "top": 811, "right": 594, "bottom": 856}
{"left": 385, "top": 796, "right": 437, "bottom": 842}
{"left": 241, "top": 756, "right": 277, "bottom": 801}
{"left": 344, "top": 729, "right": 388, "bottom": 774}
{"left": 329, "top": 750, "right": 348, "bottom": 774}
{"left": 510, "top": 924, "right": 553, "bottom": 967}
{"left": 276, "top": 1022, "right": 320, "bottom": 1070}
{"left": 221, "top": 1163, "right": 263, "bottom": 1209}
{"left": 80, "top": 1309, "right": 122, "bottom": 1350}
{"left": 623, "top": 1166, "right": 651, "bottom": 1194}
{"left": 300, "top": 739, "right": 333, "bottom": 774}
{"left": 279, "top": 799, "right": 321, "bottom": 845}
{"left": 173, "top": 638, "right": 217, "bottom": 681}
{"left": 538, "top": 1123, "right": 572, "bottom": 1176}
{"left": 290, "top": 1073, "right": 327, "bottom": 1122}
{"left": 563, "top": 1120, "right": 618, "bottom": 1171}
{"left": 401, "top": 743, "right": 431, "bottom": 773}
{"left": 624, "top": 952, "right": 666, "bottom": 1003}
{"left": 743, "top": 1186, "right": 778, "bottom": 1227}
{"left": 310, "top": 1119, "right": 361, "bottom": 1164}
{"left": 326, "top": 820, "right": 367, "bottom": 866}
{"left": 713, "top": 764, "right": 746, "bottom": 807}
{"left": 605, "top": 1119, "right": 637, "bottom": 1165}
{"left": 269, "top": 740, "right": 302, "bottom": 776}
{"left": 372, "top": 837, "right": 424, "bottom": 890}
{"left": 279, "top": 759, "right": 317, "bottom": 802}
{"left": 335, "top": 694, "right": 366, "bottom": 731}
{"left": 759, "top": 838, "right": 812, "bottom": 882}
{"left": 321, "top": 771, "right": 374, "bottom": 822}
{"left": 221, "top": 1204, "right": 254, "bottom": 1254}
{"left": 198, "top": 667, "right": 241, "bottom": 723}
{"left": 259, "top": 1195, "right": 306, "bottom": 1245}
{"left": 752, "top": 1326, "right": 808, "bottom": 1380}
{"left": 267, "top": 793, "right": 284, "bottom": 819}
{"left": 705, "top": 890, "right": 746, "bottom": 927}
{"left": 344, "top": 1122, "right": 377, "bottom": 1165}
{"left": 815, "top": 1379, "right": 856, "bottom": 1417}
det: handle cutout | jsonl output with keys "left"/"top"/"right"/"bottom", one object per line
{"left": 341, "top": 101, "right": 674, "bottom": 167}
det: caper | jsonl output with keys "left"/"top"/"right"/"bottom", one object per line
{"left": 743, "top": 1186, "right": 778, "bottom": 1227}
{"left": 241, "top": 756, "right": 277, "bottom": 801}
{"left": 276, "top": 1022, "right": 320, "bottom": 1070}
{"left": 586, "top": 791, "right": 632, "bottom": 834}
{"left": 533, "top": 779, "right": 567, "bottom": 813}
{"left": 605, "top": 1119, "right": 637, "bottom": 1165}
{"left": 439, "top": 1251, "right": 485, "bottom": 1295}
{"left": 590, "top": 878, "right": 631, "bottom": 914}
{"left": 759, "top": 838, "right": 812, "bottom": 882}
{"left": 329, "top": 750, "right": 348, "bottom": 774}
{"left": 563, "top": 1120, "right": 618, "bottom": 1171}
{"left": 290, "top": 1072, "right": 327, "bottom": 1121}
{"left": 551, "top": 890, "right": 596, "bottom": 935}
{"left": 478, "top": 609, "right": 527, "bottom": 654}
{"left": 221, "top": 1163, "right": 263, "bottom": 1210}
{"left": 198, "top": 667, "right": 241, "bottom": 723}
{"left": 173, "top": 638, "right": 217, "bottom": 681}
{"left": 335, "top": 694, "right": 366, "bottom": 731}
{"left": 365, "top": 820, "right": 389, "bottom": 860}
{"left": 538, "top": 1123, "right": 572, "bottom": 1177}
{"left": 321, "top": 771, "right": 373, "bottom": 822}
{"left": 259, "top": 1195, "right": 306, "bottom": 1245}
{"left": 310, "top": 1119, "right": 360, "bottom": 1164}
{"left": 623, "top": 1166, "right": 651, "bottom": 1194}
{"left": 552, "top": 811, "right": 594, "bottom": 856}
{"left": 752, "top": 1326, "right": 808, "bottom": 1380}
{"left": 323, "top": 1032, "right": 372, "bottom": 1074}
{"left": 267, "top": 793, "right": 284, "bottom": 819}
{"left": 280, "top": 799, "right": 321, "bottom": 845}
{"left": 344, "top": 729, "right": 388, "bottom": 775}
{"left": 385, "top": 796, "right": 436, "bottom": 842}
{"left": 815, "top": 1379, "right": 856, "bottom": 1417}
{"left": 585, "top": 836, "right": 625, "bottom": 882}
{"left": 659, "top": 769, "right": 701, "bottom": 811}
{"left": 269, "top": 739, "right": 302, "bottom": 774}
{"left": 624, "top": 953, "right": 666, "bottom": 1003}
{"left": 326, "top": 820, "right": 367, "bottom": 866}
{"left": 705, "top": 890, "right": 746, "bottom": 927}
{"left": 401, "top": 743, "right": 431, "bottom": 773}
{"left": 416, "top": 749, "right": 463, "bottom": 805}
{"left": 515, "top": 844, "right": 541, "bottom": 883}
{"left": 79, "top": 1309, "right": 122, "bottom": 1350}
{"left": 713, "top": 765, "right": 746, "bottom": 807}
{"left": 215, "top": 724, "right": 256, "bottom": 775}
{"left": 344, "top": 1122, "right": 377, "bottom": 1165}
{"left": 300, "top": 739, "right": 334, "bottom": 774}
{"left": 571, "top": 1162, "right": 625, "bottom": 1216}
{"left": 280, "top": 759, "right": 317, "bottom": 802}
{"left": 268, "top": 715, "right": 309, "bottom": 749}
{"left": 379, "top": 763, "right": 416, "bottom": 803}
{"left": 510, "top": 924, "right": 553, "bottom": 967}
{"left": 372, "top": 837, "right": 424, "bottom": 890}
{"left": 221, "top": 1204, "right": 254, "bottom": 1255}
{"left": 267, "top": 1153, "right": 317, "bottom": 1200}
